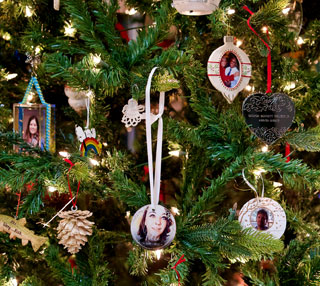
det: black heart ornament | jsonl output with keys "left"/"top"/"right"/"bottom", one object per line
{"left": 242, "top": 93, "right": 295, "bottom": 145}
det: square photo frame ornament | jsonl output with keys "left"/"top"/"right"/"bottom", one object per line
{"left": 13, "top": 76, "right": 55, "bottom": 153}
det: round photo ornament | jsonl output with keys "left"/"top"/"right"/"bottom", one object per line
{"left": 238, "top": 170, "right": 286, "bottom": 239}
{"left": 238, "top": 197, "right": 286, "bottom": 239}
{"left": 207, "top": 36, "right": 252, "bottom": 103}
{"left": 129, "top": 67, "right": 176, "bottom": 250}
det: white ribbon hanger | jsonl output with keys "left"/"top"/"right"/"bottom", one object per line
{"left": 242, "top": 169, "right": 264, "bottom": 205}
{"left": 145, "top": 67, "right": 165, "bottom": 208}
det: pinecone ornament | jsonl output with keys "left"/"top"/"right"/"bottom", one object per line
{"left": 57, "top": 210, "right": 94, "bottom": 254}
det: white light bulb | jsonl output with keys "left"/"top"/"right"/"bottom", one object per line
{"left": 227, "top": 8, "right": 235, "bottom": 15}
{"left": 236, "top": 40, "right": 243, "bottom": 47}
{"left": 2, "top": 32, "right": 11, "bottom": 41}
{"left": 155, "top": 249, "right": 162, "bottom": 260}
{"left": 125, "top": 8, "right": 137, "bottom": 15}
{"left": 25, "top": 6, "right": 33, "bottom": 17}
{"left": 261, "top": 145, "right": 268, "bottom": 152}
{"left": 245, "top": 85, "right": 252, "bottom": 91}
{"left": 297, "top": 37, "right": 304, "bottom": 45}
{"left": 282, "top": 7, "right": 291, "bottom": 15}
{"left": 35, "top": 46, "right": 41, "bottom": 55}
{"left": 89, "top": 158, "right": 99, "bottom": 166}
{"left": 92, "top": 54, "right": 101, "bottom": 66}
{"left": 253, "top": 168, "right": 266, "bottom": 176}
{"left": 103, "top": 142, "right": 108, "bottom": 147}
{"left": 261, "top": 26, "right": 268, "bottom": 33}
{"left": 273, "top": 182, "right": 283, "bottom": 187}
{"left": 59, "top": 151, "right": 70, "bottom": 158}
{"left": 9, "top": 278, "right": 18, "bottom": 286}
{"left": 169, "top": 150, "right": 180, "bottom": 157}
{"left": 64, "top": 21, "right": 77, "bottom": 37}
{"left": 48, "top": 186, "right": 56, "bottom": 192}
{"left": 5, "top": 73, "right": 18, "bottom": 80}
{"left": 171, "top": 207, "right": 180, "bottom": 215}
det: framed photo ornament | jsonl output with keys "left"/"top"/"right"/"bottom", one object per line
{"left": 207, "top": 36, "right": 252, "bottom": 103}
{"left": 238, "top": 197, "right": 286, "bottom": 239}
{"left": 13, "top": 76, "right": 55, "bottom": 152}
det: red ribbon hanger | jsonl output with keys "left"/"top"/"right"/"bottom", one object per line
{"left": 64, "top": 158, "right": 80, "bottom": 208}
{"left": 171, "top": 254, "right": 186, "bottom": 286}
{"left": 243, "top": 6, "right": 272, "bottom": 94}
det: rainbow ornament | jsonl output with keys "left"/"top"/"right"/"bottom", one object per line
{"left": 80, "top": 137, "right": 102, "bottom": 157}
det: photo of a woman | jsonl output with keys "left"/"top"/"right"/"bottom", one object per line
{"left": 131, "top": 204, "right": 176, "bottom": 250}
{"left": 23, "top": 115, "right": 40, "bottom": 148}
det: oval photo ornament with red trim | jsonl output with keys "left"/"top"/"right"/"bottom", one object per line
{"left": 207, "top": 36, "right": 252, "bottom": 103}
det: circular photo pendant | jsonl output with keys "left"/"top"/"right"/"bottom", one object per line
{"left": 130, "top": 204, "right": 176, "bottom": 250}
{"left": 238, "top": 197, "right": 286, "bottom": 239}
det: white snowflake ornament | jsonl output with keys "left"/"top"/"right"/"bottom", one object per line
{"left": 121, "top": 99, "right": 145, "bottom": 128}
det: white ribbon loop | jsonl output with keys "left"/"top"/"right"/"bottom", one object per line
{"left": 242, "top": 169, "right": 265, "bottom": 203}
{"left": 145, "top": 67, "right": 165, "bottom": 208}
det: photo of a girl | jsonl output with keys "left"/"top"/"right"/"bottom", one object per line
{"left": 131, "top": 204, "right": 176, "bottom": 250}
{"left": 23, "top": 115, "right": 40, "bottom": 148}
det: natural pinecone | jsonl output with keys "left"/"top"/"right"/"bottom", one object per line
{"left": 57, "top": 210, "right": 94, "bottom": 254}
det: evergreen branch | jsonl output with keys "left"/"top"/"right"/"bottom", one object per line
{"left": 63, "top": 0, "right": 106, "bottom": 54}
{"left": 46, "top": 245, "right": 87, "bottom": 286}
{"left": 128, "top": 247, "right": 152, "bottom": 276}
{"left": 180, "top": 219, "right": 283, "bottom": 264}
{"left": 251, "top": 152, "right": 320, "bottom": 191}
{"left": 187, "top": 155, "right": 244, "bottom": 219}
{"left": 155, "top": 251, "right": 189, "bottom": 286}
{"left": 284, "top": 126, "right": 320, "bottom": 152}
{"left": 108, "top": 169, "right": 149, "bottom": 208}
{"left": 202, "top": 265, "right": 226, "bottom": 286}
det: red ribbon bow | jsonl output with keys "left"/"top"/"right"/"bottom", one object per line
{"left": 64, "top": 158, "right": 80, "bottom": 208}
{"left": 171, "top": 254, "right": 186, "bottom": 286}
{"left": 243, "top": 6, "right": 272, "bottom": 94}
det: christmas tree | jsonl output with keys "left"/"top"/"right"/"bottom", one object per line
{"left": 1, "top": 0, "right": 320, "bottom": 285}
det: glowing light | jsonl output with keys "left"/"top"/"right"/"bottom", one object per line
{"left": 25, "top": 6, "right": 33, "bottom": 17}
{"left": 2, "top": 32, "right": 11, "bottom": 41}
{"left": 282, "top": 7, "right": 291, "bottom": 15}
{"left": 8, "top": 117, "right": 14, "bottom": 123}
{"left": 285, "top": 82, "right": 296, "bottom": 91}
{"left": 227, "top": 8, "right": 235, "bottom": 15}
{"left": 125, "top": 211, "right": 131, "bottom": 219}
{"left": 35, "top": 46, "right": 41, "bottom": 55}
{"left": 103, "top": 142, "right": 108, "bottom": 147}
{"left": 171, "top": 207, "right": 180, "bottom": 215}
{"left": 0, "top": 0, "right": 4, "bottom": 3}
{"left": 169, "top": 150, "right": 180, "bottom": 157}
{"left": 245, "top": 85, "right": 252, "bottom": 91}
{"left": 92, "top": 54, "right": 101, "bottom": 66}
{"left": 125, "top": 8, "right": 137, "bottom": 15}
{"left": 89, "top": 158, "right": 99, "bottom": 166}
{"left": 9, "top": 278, "right": 18, "bottom": 286}
{"left": 262, "top": 26, "right": 268, "bottom": 33}
{"left": 261, "top": 145, "right": 268, "bottom": 152}
{"left": 273, "top": 182, "right": 283, "bottom": 187}
{"left": 64, "top": 21, "right": 77, "bottom": 37}
{"left": 297, "top": 37, "right": 304, "bottom": 45}
{"left": 253, "top": 168, "right": 266, "bottom": 176}
{"left": 48, "top": 186, "right": 56, "bottom": 193}
{"left": 27, "top": 92, "right": 34, "bottom": 102}
{"left": 5, "top": 73, "right": 18, "bottom": 80}
{"left": 155, "top": 249, "right": 162, "bottom": 260}
{"left": 236, "top": 39, "right": 243, "bottom": 47}
{"left": 59, "top": 151, "right": 70, "bottom": 158}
